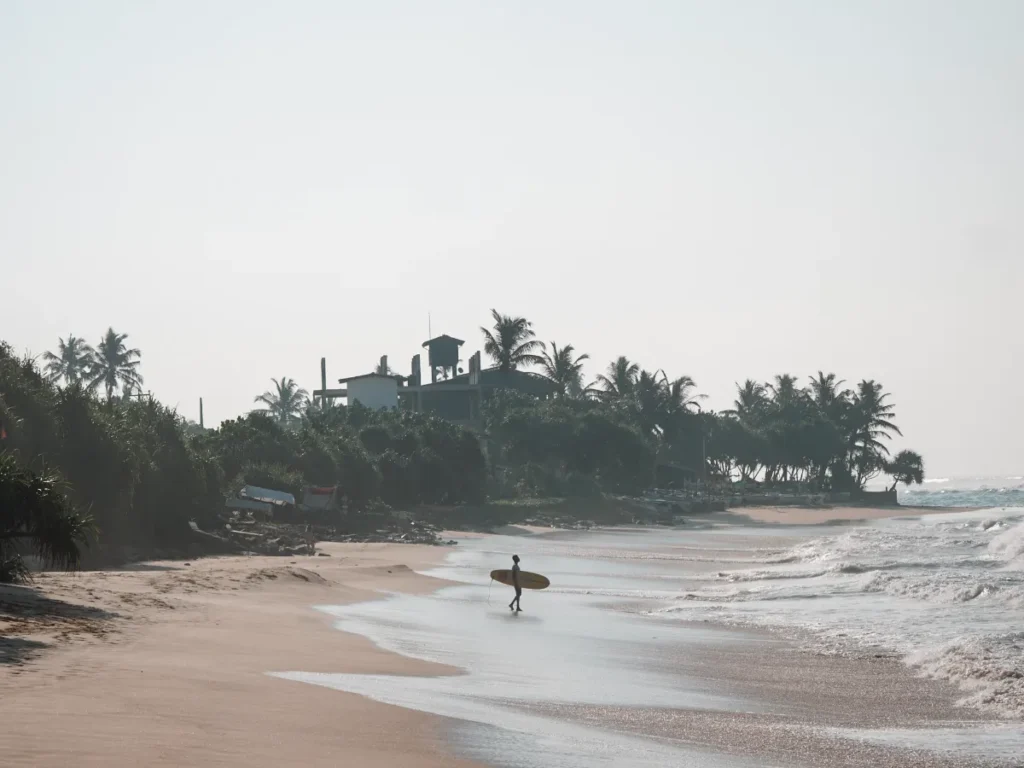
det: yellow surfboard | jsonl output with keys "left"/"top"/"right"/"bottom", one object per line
{"left": 490, "top": 569, "right": 550, "bottom": 590}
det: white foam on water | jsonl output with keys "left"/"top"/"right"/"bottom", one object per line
{"left": 276, "top": 519, "right": 1024, "bottom": 764}
{"left": 653, "top": 509, "right": 1024, "bottom": 720}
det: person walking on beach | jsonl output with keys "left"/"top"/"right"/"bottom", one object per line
{"left": 509, "top": 554, "right": 522, "bottom": 612}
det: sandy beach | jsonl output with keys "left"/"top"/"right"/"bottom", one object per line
{"left": 0, "top": 542, "right": 483, "bottom": 768}
{"left": 3, "top": 504, "right": 1021, "bottom": 767}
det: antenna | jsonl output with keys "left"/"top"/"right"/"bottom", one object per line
{"left": 428, "top": 312, "right": 432, "bottom": 339}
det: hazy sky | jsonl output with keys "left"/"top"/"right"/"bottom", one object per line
{"left": 2, "top": 1, "right": 1021, "bottom": 478}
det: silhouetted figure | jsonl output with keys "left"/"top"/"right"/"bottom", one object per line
{"left": 509, "top": 554, "right": 522, "bottom": 612}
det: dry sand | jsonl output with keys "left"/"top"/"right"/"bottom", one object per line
{"left": 0, "top": 542, "right": 483, "bottom": 768}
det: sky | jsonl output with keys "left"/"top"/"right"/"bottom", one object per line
{"left": 1, "top": 1, "right": 1021, "bottom": 478}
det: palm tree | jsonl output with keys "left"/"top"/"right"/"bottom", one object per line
{"left": 42, "top": 335, "right": 95, "bottom": 386}
{"left": 728, "top": 379, "right": 768, "bottom": 424}
{"left": 808, "top": 371, "right": 850, "bottom": 420}
{"left": 254, "top": 377, "right": 309, "bottom": 425}
{"left": 632, "top": 369, "right": 665, "bottom": 435}
{"left": 596, "top": 356, "right": 640, "bottom": 400}
{"left": 538, "top": 342, "right": 589, "bottom": 397}
{"left": 849, "top": 379, "right": 902, "bottom": 485}
{"left": 90, "top": 328, "right": 143, "bottom": 401}
{"left": 660, "top": 373, "right": 702, "bottom": 416}
{"left": 768, "top": 374, "right": 801, "bottom": 407}
{"left": 480, "top": 309, "right": 544, "bottom": 373}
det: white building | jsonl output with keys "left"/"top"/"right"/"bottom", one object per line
{"left": 339, "top": 373, "right": 400, "bottom": 410}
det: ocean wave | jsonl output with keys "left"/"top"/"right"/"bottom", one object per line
{"left": 988, "top": 522, "right": 1024, "bottom": 565}
{"left": 908, "top": 633, "right": 1024, "bottom": 718}
{"left": 861, "top": 571, "right": 1024, "bottom": 608}
{"left": 646, "top": 512, "right": 1024, "bottom": 718}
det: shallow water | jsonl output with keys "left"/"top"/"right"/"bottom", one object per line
{"left": 276, "top": 516, "right": 1024, "bottom": 766}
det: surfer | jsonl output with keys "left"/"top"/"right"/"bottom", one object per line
{"left": 508, "top": 554, "right": 522, "bottom": 612}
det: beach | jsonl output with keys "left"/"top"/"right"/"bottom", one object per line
{"left": 0, "top": 543, "right": 483, "bottom": 768}
{"left": 3, "top": 505, "right": 1023, "bottom": 767}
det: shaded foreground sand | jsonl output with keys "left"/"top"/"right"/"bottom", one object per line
{"left": 0, "top": 543, "right": 483, "bottom": 768}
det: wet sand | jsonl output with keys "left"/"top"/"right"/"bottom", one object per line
{"left": 710, "top": 504, "right": 966, "bottom": 526}
{"left": 3, "top": 505, "right": 1018, "bottom": 768}
{"left": 280, "top": 514, "right": 1022, "bottom": 768}
{"left": 522, "top": 629, "right": 1009, "bottom": 768}
{"left": 0, "top": 543, "right": 483, "bottom": 768}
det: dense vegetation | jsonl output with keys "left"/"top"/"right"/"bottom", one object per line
{"left": 476, "top": 310, "right": 925, "bottom": 494}
{"left": 0, "top": 313, "right": 924, "bottom": 578}
{"left": 0, "top": 338, "right": 486, "bottom": 578}
{"left": 1, "top": 340, "right": 223, "bottom": 577}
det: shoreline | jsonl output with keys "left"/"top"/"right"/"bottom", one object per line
{"left": 2, "top": 503, "right": 1017, "bottom": 767}
{"left": 0, "top": 542, "right": 484, "bottom": 768}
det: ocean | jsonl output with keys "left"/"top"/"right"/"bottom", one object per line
{"left": 275, "top": 503, "right": 1024, "bottom": 767}
{"left": 896, "top": 476, "right": 1024, "bottom": 509}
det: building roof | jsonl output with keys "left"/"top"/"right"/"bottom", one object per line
{"left": 337, "top": 372, "right": 404, "bottom": 384}
{"left": 421, "top": 334, "right": 465, "bottom": 348}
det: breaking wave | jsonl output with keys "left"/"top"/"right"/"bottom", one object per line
{"left": 651, "top": 509, "right": 1024, "bottom": 718}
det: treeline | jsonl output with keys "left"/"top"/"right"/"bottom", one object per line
{"left": 205, "top": 405, "right": 486, "bottom": 509}
{"left": 1, "top": 342, "right": 222, "bottom": 578}
{"left": 477, "top": 311, "right": 925, "bottom": 494}
{"left": 0, "top": 340, "right": 488, "bottom": 579}
{"left": 1, "top": 313, "right": 926, "bottom": 580}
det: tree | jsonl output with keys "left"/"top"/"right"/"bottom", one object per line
{"left": 661, "top": 373, "right": 702, "bottom": 416}
{"left": 254, "top": 377, "right": 309, "bottom": 426}
{"left": 729, "top": 379, "right": 768, "bottom": 424}
{"left": 808, "top": 371, "right": 850, "bottom": 419}
{"left": 596, "top": 356, "right": 640, "bottom": 400}
{"left": 42, "top": 335, "right": 95, "bottom": 386}
{"left": 886, "top": 449, "right": 925, "bottom": 491}
{"left": 0, "top": 454, "right": 94, "bottom": 582}
{"left": 538, "top": 341, "right": 589, "bottom": 397}
{"left": 90, "top": 328, "right": 143, "bottom": 401}
{"left": 848, "top": 380, "right": 902, "bottom": 485}
{"left": 480, "top": 309, "right": 544, "bottom": 373}
{"left": 768, "top": 374, "right": 802, "bottom": 410}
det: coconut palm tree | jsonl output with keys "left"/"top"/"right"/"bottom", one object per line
{"left": 728, "top": 379, "right": 768, "bottom": 424}
{"left": 254, "top": 377, "right": 309, "bottom": 425}
{"left": 596, "top": 356, "right": 640, "bottom": 400}
{"left": 660, "top": 373, "right": 702, "bottom": 416}
{"left": 89, "top": 328, "right": 143, "bottom": 401}
{"left": 767, "top": 374, "right": 801, "bottom": 407}
{"left": 480, "top": 309, "right": 544, "bottom": 373}
{"left": 808, "top": 371, "right": 850, "bottom": 420}
{"left": 42, "top": 335, "right": 95, "bottom": 386}
{"left": 632, "top": 369, "right": 665, "bottom": 436}
{"left": 848, "top": 379, "right": 901, "bottom": 485}
{"left": 538, "top": 342, "right": 589, "bottom": 397}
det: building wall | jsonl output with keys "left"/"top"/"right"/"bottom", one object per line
{"left": 347, "top": 378, "right": 398, "bottom": 410}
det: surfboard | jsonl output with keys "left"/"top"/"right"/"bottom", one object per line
{"left": 490, "top": 569, "right": 550, "bottom": 590}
